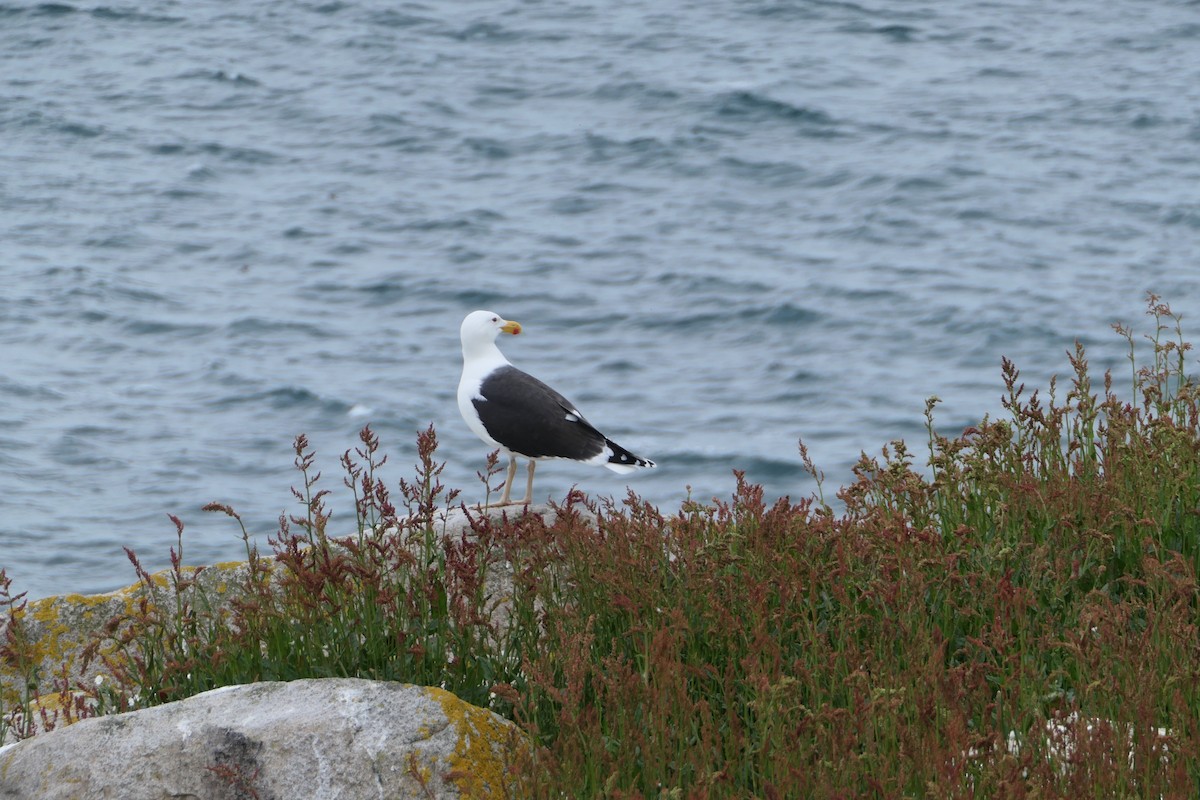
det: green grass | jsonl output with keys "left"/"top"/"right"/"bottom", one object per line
{"left": 3, "top": 294, "right": 1200, "bottom": 797}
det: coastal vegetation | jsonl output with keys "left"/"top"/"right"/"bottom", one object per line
{"left": 3, "top": 295, "right": 1199, "bottom": 797}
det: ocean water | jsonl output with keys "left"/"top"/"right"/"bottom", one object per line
{"left": 2, "top": 0, "right": 1199, "bottom": 600}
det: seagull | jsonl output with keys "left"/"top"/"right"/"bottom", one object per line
{"left": 457, "top": 310, "right": 656, "bottom": 506}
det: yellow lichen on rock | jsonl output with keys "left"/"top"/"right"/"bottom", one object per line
{"left": 10, "top": 591, "right": 129, "bottom": 692}
{"left": 1, "top": 560, "right": 271, "bottom": 716}
{"left": 426, "top": 685, "right": 528, "bottom": 799}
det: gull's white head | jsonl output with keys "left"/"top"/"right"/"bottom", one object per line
{"left": 460, "top": 310, "right": 522, "bottom": 357}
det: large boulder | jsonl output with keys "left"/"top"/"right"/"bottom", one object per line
{"left": 0, "top": 678, "right": 526, "bottom": 799}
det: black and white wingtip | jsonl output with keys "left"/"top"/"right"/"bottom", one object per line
{"left": 594, "top": 438, "right": 656, "bottom": 475}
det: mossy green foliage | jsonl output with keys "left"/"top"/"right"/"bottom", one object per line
{"left": 3, "top": 295, "right": 1199, "bottom": 797}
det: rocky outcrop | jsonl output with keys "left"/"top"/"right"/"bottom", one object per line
{"left": 1, "top": 504, "right": 557, "bottom": 713}
{"left": 1, "top": 505, "right": 560, "bottom": 796}
{"left": 0, "top": 557, "right": 268, "bottom": 720}
{"left": 0, "top": 678, "right": 526, "bottom": 799}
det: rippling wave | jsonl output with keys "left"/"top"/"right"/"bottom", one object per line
{"left": 2, "top": 0, "right": 1199, "bottom": 598}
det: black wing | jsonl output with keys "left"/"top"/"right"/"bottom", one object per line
{"left": 473, "top": 366, "right": 608, "bottom": 460}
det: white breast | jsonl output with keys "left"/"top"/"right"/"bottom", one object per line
{"left": 457, "top": 345, "right": 511, "bottom": 452}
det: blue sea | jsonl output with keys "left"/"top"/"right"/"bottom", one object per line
{"left": 2, "top": 0, "right": 1200, "bottom": 599}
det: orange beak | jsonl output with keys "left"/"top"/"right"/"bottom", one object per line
{"left": 501, "top": 320, "right": 522, "bottom": 335}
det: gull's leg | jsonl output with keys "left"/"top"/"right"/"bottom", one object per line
{"left": 515, "top": 460, "right": 536, "bottom": 506}
{"left": 496, "top": 456, "right": 518, "bottom": 507}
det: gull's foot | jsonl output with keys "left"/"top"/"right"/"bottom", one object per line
{"left": 473, "top": 497, "right": 531, "bottom": 511}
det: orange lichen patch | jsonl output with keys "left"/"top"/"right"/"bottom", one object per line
{"left": 425, "top": 686, "right": 527, "bottom": 799}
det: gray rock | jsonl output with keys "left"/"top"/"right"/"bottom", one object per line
{"left": 0, "top": 678, "right": 526, "bottom": 800}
